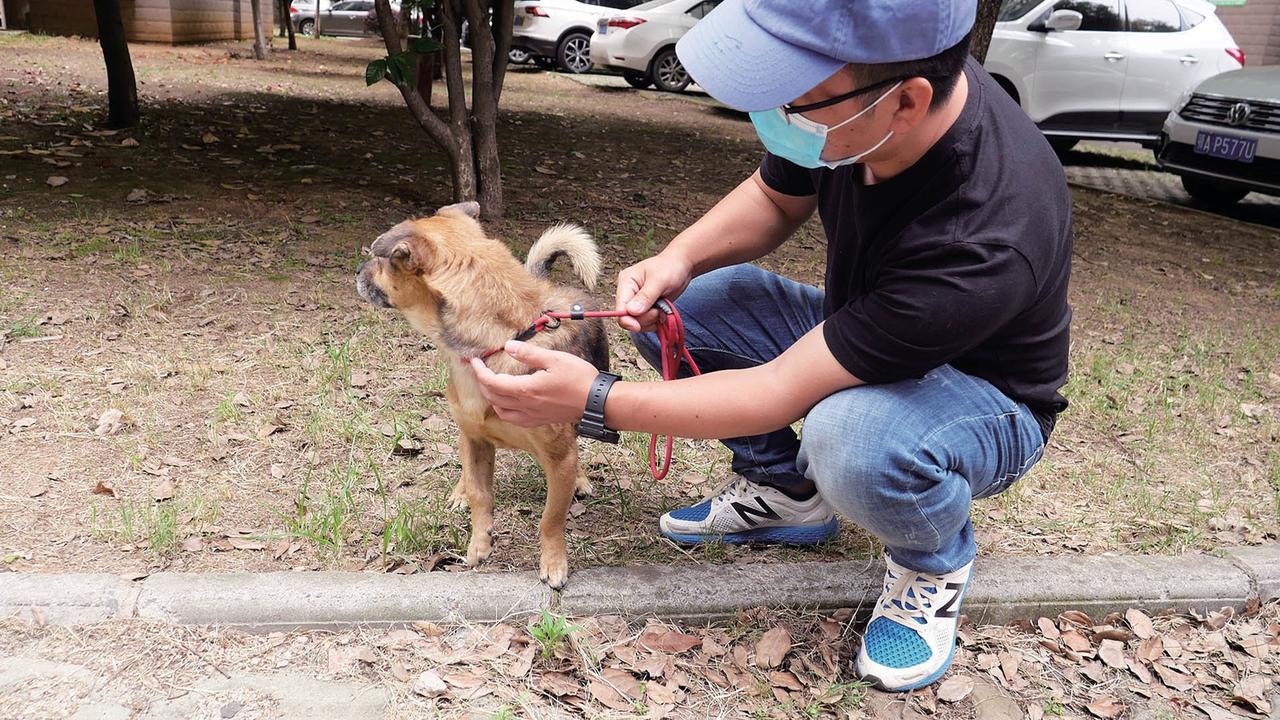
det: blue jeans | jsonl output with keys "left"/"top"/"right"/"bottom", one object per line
{"left": 632, "top": 264, "right": 1046, "bottom": 574}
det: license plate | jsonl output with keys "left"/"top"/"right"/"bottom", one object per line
{"left": 596, "top": 20, "right": 608, "bottom": 34}
{"left": 1194, "top": 130, "right": 1257, "bottom": 164}
{"left": 513, "top": 15, "right": 524, "bottom": 26}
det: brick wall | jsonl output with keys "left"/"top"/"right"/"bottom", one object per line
{"left": 27, "top": 0, "right": 261, "bottom": 44}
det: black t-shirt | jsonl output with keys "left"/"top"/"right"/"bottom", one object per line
{"left": 760, "top": 57, "right": 1071, "bottom": 440}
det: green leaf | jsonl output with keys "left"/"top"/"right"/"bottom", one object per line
{"left": 409, "top": 35, "right": 443, "bottom": 54}
{"left": 364, "top": 59, "right": 388, "bottom": 86}
{"left": 388, "top": 51, "right": 416, "bottom": 84}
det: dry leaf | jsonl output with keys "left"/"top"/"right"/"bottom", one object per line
{"left": 390, "top": 660, "right": 411, "bottom": 683}
{"left": 1152, "top": 662, "right": 1195, "bottom": 691}
{"left": 1126, "top": 658, "right": 1152, "bottom": 684}
{"left": 1060, "top": 610, "right": 1093, "bottom": 627}
{"left": 1126, "top": 609, "right": 1155, "bottom": 639}
{"left": 701, "top": 636, "right": 727, "bottom": 657}
{"left": 182, "top": 537, "right": 204, "bottom": 552}
{"left": 638, "top": 626, "right": 702, "bottom": 654}
{"left": 95, "top": 408, "right": 125, "bottom": 435}
{"left": 538, "top": 671, "right": 581, "bottom": 697}
{"left": 1136, "top": 636, "right": 1164, "bottom": 663}
{"left": 936, "top": 675, "right": 973, "bottom": 702}
{"left": 152, "top": 479, "right": 175, "bottom": 501}
{"left": 1085, "top": 696, "right": 1124, "bottom": 718}
{"left": 125, "top": 188, "right": 149, "bottom": 203}
{"left": 350, "top": 369, "right": 373, "bottom": 387}
{"left": 256, "top": 422, "right": 282, "bottom": 438}
{"left": 1098, "top": 639, "right": 1125, "bottom": 669}
{"left": 1038, "top": 617, "right": 1060, "bottom": 640}
{"left": 411, "top": 670, "right": 448, "bottom": 697}
{"left": 201, "top": 132, "right": 220, "bottom": 144}
{"left": 1062, "top": 630, "right": 1092, "bottom": 653}
{"left": 227, "top": 537, "right": 266, "bottom": 551}
{"left": 999, "top": 651, "right": 1020, "bottom": 684}
{"left": 589, "top": 668, "right": 641, "bottom": 710}
{"left": 1232, "top": 675, "right": 1272, "bottom": 714}
{"left": 755, "top": 626, "right": 792, "bottom": 669}
{"left": 534, "top": 165, "right": 558, "bottom": 176}
{"left": 505, "top": 643, "right": 535, "bottom": 678}
{"left": 92, "top": 480, "right": 119, "bottom": 499}
{"left": 46, "top": 175, "right": 69, "bottom": 187}
{"left": 769, "top": 671, "right": 804, "bottom": 691}
{"left": 119, "top": 137, "right": 139, "bottom": 147}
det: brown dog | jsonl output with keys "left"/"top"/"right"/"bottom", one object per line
{"left": 355, "top": 201, "right": 608, "bottom": 588}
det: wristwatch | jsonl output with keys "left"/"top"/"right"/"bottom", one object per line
{"left": 575, "top": 371, "right": 621, "bottom": 443}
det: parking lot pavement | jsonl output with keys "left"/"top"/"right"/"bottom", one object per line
{"left": 1066, "top": 144, "right": 1278, "bottom": 228}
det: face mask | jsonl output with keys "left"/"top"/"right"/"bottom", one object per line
{"left": 749, "top": 81, "right": 902, "bottom": 169}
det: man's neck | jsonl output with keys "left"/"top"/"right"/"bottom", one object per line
{"left": 863, "top": 71, "right": 970, "bottom": 185}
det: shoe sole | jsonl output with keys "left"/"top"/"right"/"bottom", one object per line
{"left": 660, "top": 517, "right": 839, "bottom": 546}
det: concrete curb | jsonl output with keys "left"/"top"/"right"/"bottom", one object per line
{"left": 2, "top": 546, "right": 1276, "bottom": 631}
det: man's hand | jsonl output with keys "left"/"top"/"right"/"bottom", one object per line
{"left": 469, "top": 341, "right": 601, "bottom": 427}
{"left": 614, "top": 253, "right": 694, "bottom": 333}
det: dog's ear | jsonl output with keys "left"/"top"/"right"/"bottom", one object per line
{"left": 435, "top": 201, "right": 480, "bottom": 220}
{"left": 390, "top": 242, "right": 410, "bottom": 261}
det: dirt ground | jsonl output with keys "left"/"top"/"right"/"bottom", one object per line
{"left": 1, "top": 33, "right": 1278, "bottom": 581}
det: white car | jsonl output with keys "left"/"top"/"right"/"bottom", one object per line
{"left": 985, "top": 0, "right": 1243, "bottom": 153}
{"left": 590, "top": 0, "right": 721, "bottom": 92}
{"left": 511, "top": 0, "right": 644, "bottom": 73}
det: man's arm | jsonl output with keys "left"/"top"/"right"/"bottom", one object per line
{"left": 469, "top": 323, "right": 862, "bottom": 439}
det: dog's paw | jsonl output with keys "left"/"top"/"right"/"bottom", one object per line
{"left": 573, "top": 476, "right": 595, "bottom": 499}
{"left": 539, "top": 554, "right": 569, "bottom": 590}
{"left": 447, "top": 482, "right": 469, "bottom": 511}
{"left": 465, "top": 534, "right": 493, "bottom": 568}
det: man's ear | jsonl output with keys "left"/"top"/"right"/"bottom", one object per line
{"left": 436, "top": 201, "right": 480, "bottom": 219}
{"left": 889, "top": 77, "right": 934, "bottom": 132}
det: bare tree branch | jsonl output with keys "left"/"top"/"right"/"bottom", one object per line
{"left": 372, "top": 0, "right": 453, "bottom": 150}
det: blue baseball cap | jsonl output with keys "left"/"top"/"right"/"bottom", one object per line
{"left": 676, "top": 0, "right": 977, "bottom": 112}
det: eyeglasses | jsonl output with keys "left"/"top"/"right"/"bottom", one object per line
{"left": 783, "top": 75, "right": 923, "bottom": 115}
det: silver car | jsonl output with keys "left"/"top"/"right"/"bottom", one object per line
{"left": 292, "top": 0, "right": 393, "bottom": 37}
{"left": 1157, "top": 66, "right": 1280, "bottom": 206}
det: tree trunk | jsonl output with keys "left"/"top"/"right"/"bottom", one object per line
{"left": 91, "top": 0, "right": 139, "bottom": 129}
{"left": 464, "top": 0, "right": 502, "bottom": 218}
{"left": 282, "top": 0, "right": 297, "bottom": 49}
{"left": 250, "top": 0, "right": 270, "bottom": 59}
{"left": 372, "top": 0, "right": 476, "bottom": 203}
{"left": 277, "top": 0, "right": 286, "bottom": 36}
{"left": 969, "top": 0, "right": 1002, "bottom": 65}
{"left": 314, "top": 0, "right": 322, "bottom": 36}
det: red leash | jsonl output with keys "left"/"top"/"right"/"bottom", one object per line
{"left": 480, "top": 299, "right": 700, "bottom": 480}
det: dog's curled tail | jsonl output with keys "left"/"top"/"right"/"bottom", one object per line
{"left": 525, "top": 223, "right": 602, "bottom": 291}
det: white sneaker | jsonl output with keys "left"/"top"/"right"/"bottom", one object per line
{"left": 855, "top": 554, "right": 974, "bottom": 691}
{"left": 658, "top": 476, "right": 839, "bottom": 545}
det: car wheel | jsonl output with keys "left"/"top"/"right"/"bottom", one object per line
{"left": 649, "top": 47, "right": 690, "bottom": 92}
{"left": 623, "top": 70, "right": 652, "bottom": 89}
{"left": 556, "top": 32, "right": 593, "bottom": 74}
{"left": 1181, "top": 176, "right": 1249, "bottom": 207}
{"left": 508, "top": 48, "right": 532, "bottom": 64}
{"left": 298, "top": 18, "right": 316, "bottom": 37}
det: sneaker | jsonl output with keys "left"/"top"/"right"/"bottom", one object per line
{"left": 855, "top": 554, "right": 974, "bottom": 691}
{"left": 658, "top": 476, "right": 839, "bottom": 545}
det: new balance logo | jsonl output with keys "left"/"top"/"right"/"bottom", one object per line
{"left": 731, "top": 497, "right": 781, "bottom": 527}
{"left": 934, "top": 583, "right": 967, "bottom": 618}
